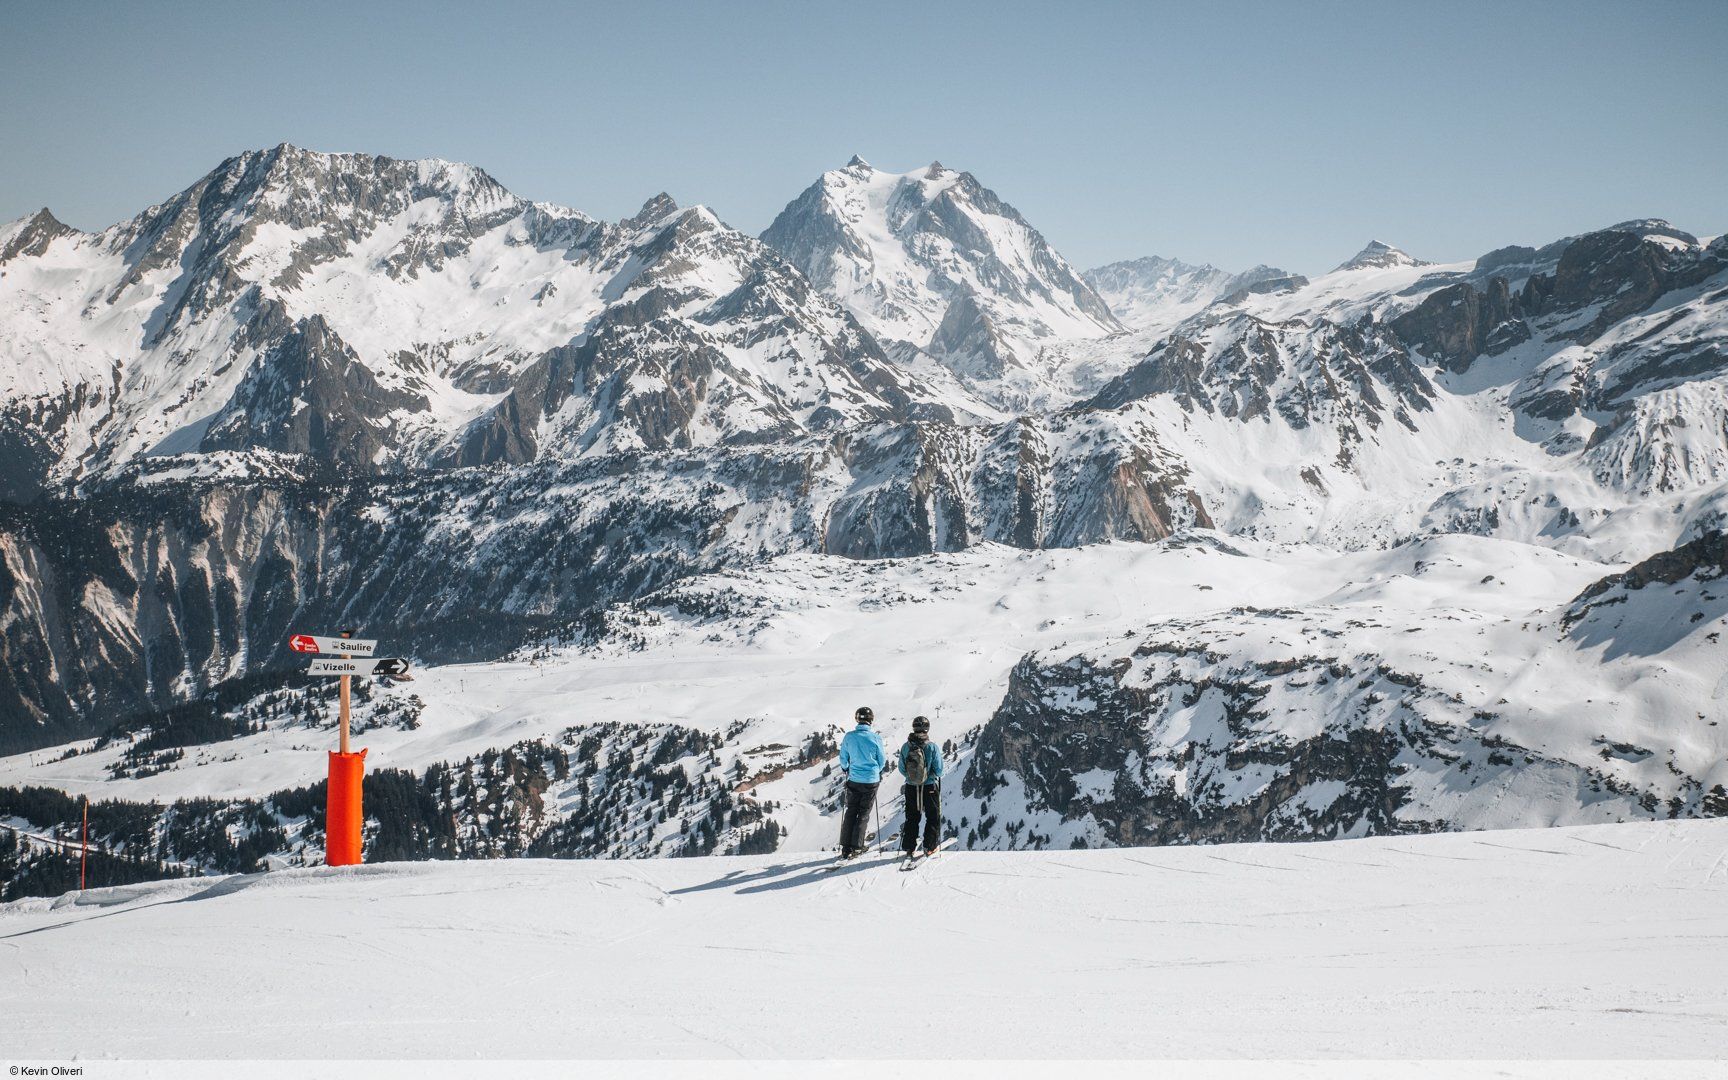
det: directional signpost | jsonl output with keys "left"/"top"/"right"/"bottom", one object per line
{"left": 307, "top": 657, "right": 411, "bottom": 677}
{"left": 289, "top": 634, "right": 377, "bottom": 658}
{"left": 290, "top": 629, "right": 412, "bottom": 867}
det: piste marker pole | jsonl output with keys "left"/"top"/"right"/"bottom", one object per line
{"left": 325, "top": 628, "right": 365, "bottom": 867}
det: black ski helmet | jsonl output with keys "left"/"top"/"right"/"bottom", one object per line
{"left": 912, "top": 715, "right": 930, "bottom": 733}
{"left": 855, "top": 706, "right": 874, "bottom": 724}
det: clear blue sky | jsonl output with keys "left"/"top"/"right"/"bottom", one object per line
{"left": 3, "top": 0, "right": 1723, "bottom": 275}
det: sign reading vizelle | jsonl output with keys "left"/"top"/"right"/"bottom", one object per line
{"left": 307, "top": 657, "right": 411, "bottom": 677}
{"left": 289, "top": 634, "right": 377, "bottom": 657}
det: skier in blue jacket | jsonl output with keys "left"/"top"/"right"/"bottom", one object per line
{"left": 837, "top": 706, "right": 886, "bottom": 858}
{"left": 898, "top": 715, "right": 945, "bottom": 857}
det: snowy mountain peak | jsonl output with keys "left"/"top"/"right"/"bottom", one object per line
{"left": 4, "top": 206, "right": 72, "bottom": 234}
{"left": 844, "top": 154, "right": 871, "bottom": 169}
{"left": 0, "top": 206, "right": 80, "bottom": 263}
{"left": 1333, "top": 240, "right": 1427, "bottom": 273}
{"left": 1601, "top": 218, "right": 1700, "bottom": 248}
{"left": 761, "top": 158, "right": 1120, "bottom": 403}
{"left": 664, "top": 203, "right": 723, "bottom": 234}
{"left": 1589, "top": 219, "right": 1700, "bottom": 254}
{"left": 96, "top": 143, "right": 534, "bottom": 291}
{"left": 622, "top": 192, "right": 680, "bottom": 229}
{"left": 222, "top": 143, "right": 513, "bottom": 213}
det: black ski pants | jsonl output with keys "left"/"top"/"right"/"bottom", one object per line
{"left": 901, "top": 783, "right": 941, "bottom": 853}
{"left": 840, "top": 780, "right": 878, "bottom": 855}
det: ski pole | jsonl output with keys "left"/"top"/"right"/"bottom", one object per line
{"left": 935, "top": 783, "right": 943, "bottom": 854}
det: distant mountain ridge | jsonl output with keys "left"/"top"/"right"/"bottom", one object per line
{"left": 1083, "top": 254, "right": 1307, "bottom": 334}
{"left": 0, "top": 145, "right": 965, "bottom": 498}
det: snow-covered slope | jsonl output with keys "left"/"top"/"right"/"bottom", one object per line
{"left": 761, "top": 157, "right": 1121, "bottom": 408}
{"left": 4, "top": 818, "right": 1724, "bottom": 1059}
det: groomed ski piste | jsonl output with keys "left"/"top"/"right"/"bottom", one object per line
{"left": 3, "top": 818, "right": 1725, "bottom": 1065}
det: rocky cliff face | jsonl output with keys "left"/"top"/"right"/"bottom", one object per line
{"left": 824, "top": 412, "right": 1210, "bottom": 557}
{"left": 1087, "top": 312, "right": 1434, "bottom": 438}
{"left": 200, "top": 306, "right": 429, "bottom": 462}
{"left": 0, "top": 457, "right": 806, "bottom": 752}
{"left": 0, "top": 209, "right": 79, "bottom": 263}
{"left": 963, "top": 650, "right": 1429, "bottom": 846}
{"left": 1389, "top": 277, "right": 1529, "bottom": 372}
{"left": 1380, "top": 222, "right": 1726, "bottom": 404}
{"left": 0, "top": 412, "right": 1214, "bottom": 751}
{"left": 1563, "top": 529, "right": 1727, "bottom": 644}
{"left": 1543, "top": 226, "right": 1718, "bottom": 343}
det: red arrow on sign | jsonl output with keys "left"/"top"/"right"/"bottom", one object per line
{"left": 289, "top": 634, "right": 320, "bottom": 654}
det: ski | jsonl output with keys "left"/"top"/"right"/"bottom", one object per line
{"left": 898, "top": 836, "right": 955, "bottom": 871}
{"left": 822, "top": 849, "right": 896, "bottom": 872}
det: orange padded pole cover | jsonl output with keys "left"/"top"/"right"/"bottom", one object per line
{"left": 326, "top": 749, "right": 367, "bottom": 867}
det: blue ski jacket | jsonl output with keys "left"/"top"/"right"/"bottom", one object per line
{"left": 898, "top": 740, "right": 944, "bottom": 785}
{"left": 838, "top": 724, "right": 886, "bottom": 783}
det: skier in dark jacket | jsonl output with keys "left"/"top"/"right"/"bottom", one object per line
{"left": 837, "top": 706, "right": 886, "bottom": 858}
{"left": 898, "top": 715, "right": 945, "bottom": 857}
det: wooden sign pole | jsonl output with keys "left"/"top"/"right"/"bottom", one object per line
{"left": 80, "top": 795, "right": 88, "bottom": 891}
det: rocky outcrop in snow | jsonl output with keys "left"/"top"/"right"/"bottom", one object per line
{"left": 1389, "top": 277, "right": 1529, "bottom": 372}
{"left": 1086, "top": 311, "right": 1434, "bottom": 439}
{"left": 960, "top": 534, "right": 1728, "bottom": 848}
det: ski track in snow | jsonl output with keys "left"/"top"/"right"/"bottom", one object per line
{"left": 1, "top": 818, "right": 1724, "bottom": 1059}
